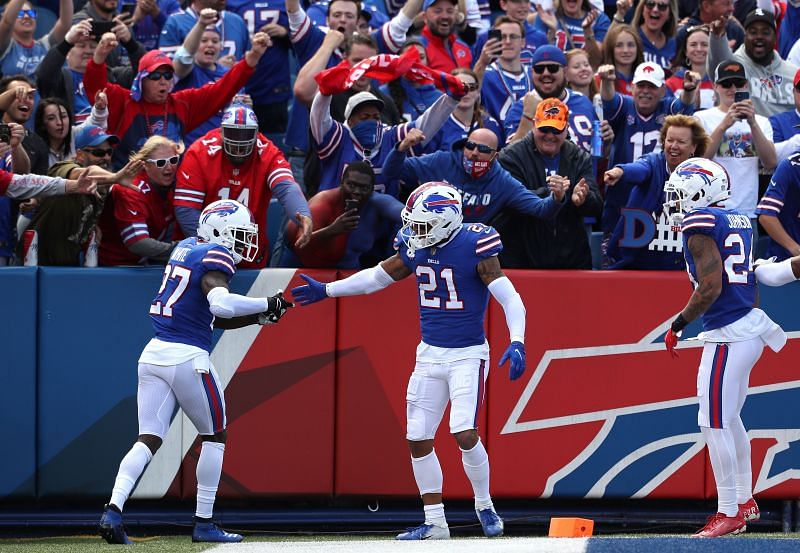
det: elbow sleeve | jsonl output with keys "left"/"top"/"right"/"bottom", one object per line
{"left": 488, "top": 276, "right": 526, "bottom": 343}
{"left": 207, "top": 287, "right": 270, "bottom": 318}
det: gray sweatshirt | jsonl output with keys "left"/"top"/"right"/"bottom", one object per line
{"left": 707, "top": 33, "right": 798, "bottom": 118}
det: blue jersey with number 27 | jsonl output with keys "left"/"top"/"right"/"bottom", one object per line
{"left": 149, "top": 237, "right": 237, "bottom": 352}
{"left": 681, "top": 207, "right": 755, "bottom": 332}
{"left": 396, "top": 223, "right": 502, "bottom": 349}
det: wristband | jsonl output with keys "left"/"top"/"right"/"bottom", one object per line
{"left": 671, "top": 313, "right": 689, "bottom": 333}
{"left": 522, "top": 113, "right": 534, "bottom": 123}
{"left": 613, "top": 15, "right": 625, "bottom": 23}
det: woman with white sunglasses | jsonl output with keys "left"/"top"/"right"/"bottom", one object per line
{"left": 97, "top": 135, "right": 182, "bottom": 266}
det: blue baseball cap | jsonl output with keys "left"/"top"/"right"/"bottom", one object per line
{"left": 423, "top": 0, "right": 456, "bottom": 11}
{"left": 531, "top": 45, "right": 567, "bottom": 67}
{"left": 75, "top": 125, "right": 120, "bottom": 150}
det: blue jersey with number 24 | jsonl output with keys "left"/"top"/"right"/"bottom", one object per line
{"left": 396, "top": 223, "right": 502, "bottom": 349}
{"left": 149, "top": 237, "right": 237, "bottom": 352}
{"left": 682, "top": 207, "right": 755, "bottom": 332}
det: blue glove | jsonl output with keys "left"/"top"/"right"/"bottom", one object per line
{"left": 499, "top": 341, "right": 526, "bottom": 381}
{"left": 290, "top": 274, "right": 329, "bottom": 306}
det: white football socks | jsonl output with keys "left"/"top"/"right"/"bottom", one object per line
{"left": 461, "top": 440, "right": 493, "bottom": 511}
{"left": 730, "top": 416, "right": 753, "bottom": 504}
{"left": 412, "top": 450, "right": 446, "bottom": 528}
{"left": 411, "top": 449, "right": 443, "bottom": 495}
{"left": 196, "top": 441, "right": 225, "bottom": 519}
{"left": 702, "top": 426, "right": 738, "bottom": 516}
{"left": 109, "top": 441, "right": 153, "bottom": 511}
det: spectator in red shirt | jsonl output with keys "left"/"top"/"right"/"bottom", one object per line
{"left": 419, "top": 0, "right": 472, "bottom": 74}
{"left": 83, "top": 30, "right": 272, "bottom": 170}
{"left": 98, "top": 136, "right": 182, "bottom": 266}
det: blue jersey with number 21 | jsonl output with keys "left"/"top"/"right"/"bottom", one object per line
{"left": 681, "top": 207, "right": 755, "bottom": 332}
{"left": 149, "top": 237, "right": 237, "bottom": 352}
{"left": 396, "top": 223, "right": 502, "bottom": 349}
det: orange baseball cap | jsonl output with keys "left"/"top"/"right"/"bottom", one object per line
{"left": 534, "top": 98, "right": 569, "bottom": 131}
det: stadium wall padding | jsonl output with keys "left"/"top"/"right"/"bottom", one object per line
{"left": 2, "top": 268, "right": 799, "bottom": 502}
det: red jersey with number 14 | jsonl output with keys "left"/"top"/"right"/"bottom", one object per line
{"left": 175, "top": 128, "right": 295, "bottom": 267}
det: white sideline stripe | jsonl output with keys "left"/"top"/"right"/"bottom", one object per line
{"left": 133, "top": 270, "right": 297, "bottom": 498}
{"left": 207, "top": 538, "right": 590, "bottom": 552}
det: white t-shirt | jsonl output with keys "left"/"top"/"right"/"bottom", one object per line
{"left": 694, "top": 106, "right": 773, "bottom": 218}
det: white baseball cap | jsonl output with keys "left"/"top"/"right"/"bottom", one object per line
{"left": 344, "top": 92, "right": 385, "bottom": 121}
{"left": 633, "top": 62, "right": 665, "bottom": 87}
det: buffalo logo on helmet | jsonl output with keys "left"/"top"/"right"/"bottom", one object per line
{"left": 676, "top": 162, "right": 714, "bottom": 185}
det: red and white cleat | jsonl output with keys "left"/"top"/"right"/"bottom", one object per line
{"left": 693, "top": 512, "right": 746, "bottom": 537}
{"left": 739, "top": 498, "right": 760, "bottom": 522}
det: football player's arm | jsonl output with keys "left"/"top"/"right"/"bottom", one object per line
{"left": 755, "top": 255, "right": 800, "bottom": 286}
{"left": 202, "top": 270, "right": 292, "bottom": 328}
{"left": 480, "top": 256, "right": 526, "bottom": 380}
{"left": 291, "top": 255, "right": 411, "bottom": 304}
{"left": 672, "top": 234, "right": 722, "bottom": 330}
{"left": 480, "top": 256, "right": 525, "bottom": 343}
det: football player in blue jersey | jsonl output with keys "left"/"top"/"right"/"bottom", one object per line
{"left": 98, "top": 200, "right": 292, "bottom": 544}
{"left": 662, "top": 158, "right": 786, "bottom": 538}
{"left": 292, "top": 182, "right": 527, "bottom": 540}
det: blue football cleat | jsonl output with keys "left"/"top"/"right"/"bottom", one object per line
{"left": 192, "top": 521, "right": 243, "bottom": 543}
{"left": 396, "top": 523, "right": 450, "bottom": 540}
{"left": 477, "top": 508, "right": 504, "bottom": 537}
{"left": 98, "top": 504, "right": 132, "bottom": 545}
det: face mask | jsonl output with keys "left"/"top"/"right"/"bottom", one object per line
{"left": 462, "top": 156, "right": 493, "bottom": 179}
{"left": 349, "top": 120, "right": 381, "bottom": 151}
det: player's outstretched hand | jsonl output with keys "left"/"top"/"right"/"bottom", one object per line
{"left": 290, "top": 274, "right": 329, "bottom": 306}
{"left": 500, "top": 341, "right": 526, "bottom": 381}
{"left": 259, "top": 290, "right": 294, "bottom": 324}
{"left": 664, "top": 328, "right": 680, "bottom": 359}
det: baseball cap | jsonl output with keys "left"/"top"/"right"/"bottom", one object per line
{"left": 344, "top": 91, "right": 385, "bottom": 120}
{"left": 138, "top": 49, "right": 173, "bottom": 73}
{"left": 75, "top": 124, "right": 120, "bottom": 149}
{"left": 714, "top": 59, "right": 746, "bottom": 83}
{"left": 744, "top": 8, "right": 776, "bottom": 30}
{"left": 633, "top": 62, "right": 665, "bottom": 87}
{"left": 531, "top": 45, "right": 567, "bottom": 67}
{"left": 534, "top": 98, "right": 569, "bottom": 131}
{"left": 794, "top": 67, "right": 800, "bottom": 87}
{"left": 423, "top": 0, "right": 457, "bottom": 11}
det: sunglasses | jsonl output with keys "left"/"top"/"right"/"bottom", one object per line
{"left": 146, "top": 155, "right": 180, "bottom": 168}
{"left": 145, "top": 70, "right": 174, "bottom": 81}
{"left": 464, "top": 140, "right": 495, "bottom": 154}
{"left": 644, "top": 1, "right": 670, "bottom": 12}
{"left": 533, "top": 63, "right": 562, "bottom": 75}
{"left": 17, "top": 8, "right": 37, "bottom": 18}
{"left": 84, "top": 147, "right": 113, "bottom": 157}
{"left": 536, "top": 126, "right": 564, "bottom": 135}
{"left": 719, "top": 79, "right": 747, "bottom": 88}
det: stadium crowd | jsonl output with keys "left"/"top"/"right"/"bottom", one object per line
{"left": 0, "top": 0, "right": 799, "bottom": 270}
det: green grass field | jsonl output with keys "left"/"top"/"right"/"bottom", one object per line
{"left": 3, "top": 533, "right": 800, "bottom": 553}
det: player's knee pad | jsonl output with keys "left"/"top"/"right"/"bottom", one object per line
{"left": 449, "top": 372, "right": 480, "bottom": 435}
{"left": 406, "top": 374, "right": 445, "bottom": 441}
